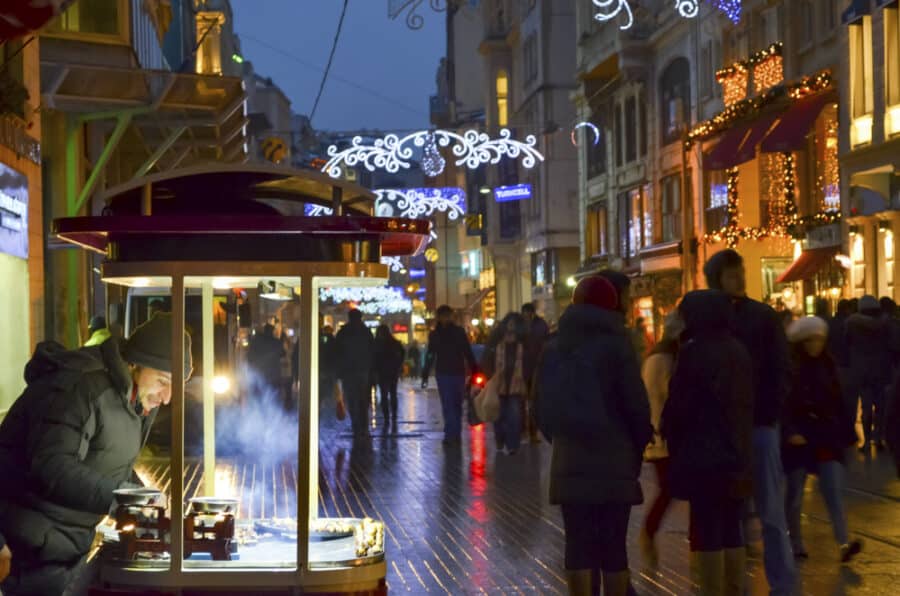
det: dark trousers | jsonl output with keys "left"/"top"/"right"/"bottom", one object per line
{"left": 379, "top": 377, "right": 399, "bottom": 422}
{"left": 859, "top": 381, "right": 886, "bottom": 445}
{"left": 342, "top": 377, "right": 371, "bottom": 438}
{"left": 689, "top": 495, "right": 744, "bottom": 552}
{"left": 436, "top": 374, "right": 465, "bottom": 441}
{"left": 644, "top": 457, "right": 673, "bottom": 538}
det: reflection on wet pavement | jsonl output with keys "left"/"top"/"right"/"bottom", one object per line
{"left": 139, "top": 381, "right": 900, "bottom": 594}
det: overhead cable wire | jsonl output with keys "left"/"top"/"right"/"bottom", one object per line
{"left": 239, "top": 34, "right": 429, "bottom": 119}
{"left": 309, "top": 0, "right": 350, "bottom": 123}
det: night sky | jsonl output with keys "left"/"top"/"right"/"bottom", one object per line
{"left": 231, "top": 0, "right": 446, "bottom": 133}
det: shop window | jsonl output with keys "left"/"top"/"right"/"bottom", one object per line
{"left": 0, "top": 41, "right": 26, "bottom": 119}
{"left": 531, "top": 250, "right": 558, "bottom": 287}
{"left": 47, "top": 0, "right": 124, "bottom": 39}
{"left": 885, "top": 7, "right": 900, "bottom": 137}
{"left": 586, "top": 111, "right": 607, "bottom": 179}
{"left": 816, "top": 104, "right": 841, "bottom": 211}
{"left": 496, "top": 70, "right": 509, "bottom": 128}
{"left": 660, "top": 173, "right": 682, "bottom": 243}
{"left": 761, "top": 258, "right": 793, "bottom": 304}
{"left": 586, "top": 203, "right": 609, "bottom": 257}
{"left": 849, "top": 17, "right": 875, "bottom": 146}
{"left": 659, "top": 58, "right": 691, "bottom": 146}
{"left": 705, "top": 169, "right": 729, "bottom": 233}
{"left": 617, "top": 187, "right": 648, "bottom": 259}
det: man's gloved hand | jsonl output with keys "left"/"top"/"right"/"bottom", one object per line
{"left": 0, "top": 544, "right": 12, "bottom": 583}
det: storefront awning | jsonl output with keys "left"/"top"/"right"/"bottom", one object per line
{"left": 776, "top": 246, "right": 839, "bottom": 284}
{"left": 734, "top": 112, "right": 781, "bottom": 164}
{"left": 761, "top": 91, "right": 837, "bottom": 153}
{"left": 704, "top": 124, "right": 751, "bottom": 170}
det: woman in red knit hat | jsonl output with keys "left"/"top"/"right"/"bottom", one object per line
{"left": 537, "top": 275, "right": 651, "bottom": 596}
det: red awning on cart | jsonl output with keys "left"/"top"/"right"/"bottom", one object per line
{"left": 776, "top": 246, "right": 840, "bottom": 283}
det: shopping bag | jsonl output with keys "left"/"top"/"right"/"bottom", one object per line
{"left": 335, "top": 381, "right": 347, "bottom": 421}
{"left": 474, "top": 376, "right": 500, "bottom": 423}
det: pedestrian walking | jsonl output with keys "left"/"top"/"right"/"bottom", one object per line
{"left": 704, "top": 249, "right": 796, "bottom": 596}
{"left": 333, "top": 309, "right": 376, "bottom": 439}
{"left": 828, "top": 300, "right": 856, "bottom": 425}
{"left": 522, "top": 303, "right": 550, "bottom": 443}
{"left": 484, "top": 313, "right": 528, "bottom": 454}
{"left": 537, "top": 276, "right": 651, "bottom": 596}
{"left": 374, "top": 325, "right": 405, "bottom": 431}
{"left": 408, "top": 340, "right": 422, "bottom": 379}
{"left": 0, "top": 313, "right": 191, "bottom": 596}
{"left": 847, "top": 295, "right": 891, "bottom": 454}
{"left": 662, "top": 290, "right": 754, "bottom": 596}
{"left": 247, "top": 321, "right": 286, "bottom": 397}
{"left": 422, "top": 305, "right": 479, "bottom": 445}
{"left": 782, "top": 316, "right": 862, "bottom": 563}
{"left": 639, "top": 311, "right": 685, "bottom": 565}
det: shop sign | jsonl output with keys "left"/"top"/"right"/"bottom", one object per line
{"left": 494, "top": 184, "right": 532, "bottom": 202}
{"left": 0, "top": 162, "right": 27, "bottom": 259}
{"left": 807, "top": 223, "right": 841, "bottom": 249}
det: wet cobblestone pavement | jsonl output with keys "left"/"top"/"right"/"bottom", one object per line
{"left": 141, "top": 381, "right": 900, "bottom": 594}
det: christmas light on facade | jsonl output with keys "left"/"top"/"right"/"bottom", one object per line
{"left": 320, "top": 286, "right": 412, "bottom": 315}
{"left": 420, "top": 131, "right": 446, "bottom": 177}
{"left": 374, "top": 187, "right": 465, "bottom": 221}
{"left": 676, "top": 0, "right": 700, "bottom": 18}
{"left": 571, "top": 121, "right": 601, "bottom": 147}
{"left": 322, "top": 129, "right": 543, "bottom": 179}
{"left": 594, "top": 0, "right": 739, "bottom": 31}
{"left": 712, "top": 0, "right": 742, "bottom": 24}
{"left": 593, "top": 0, "right": 633, "bottom": 30}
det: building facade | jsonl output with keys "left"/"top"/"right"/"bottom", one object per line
{"left": 575, "top": 0, "right": 846, "bottom": 336}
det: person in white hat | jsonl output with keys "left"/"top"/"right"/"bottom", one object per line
{"left": 783, "top": 316, "right": 862, "bottom": 563}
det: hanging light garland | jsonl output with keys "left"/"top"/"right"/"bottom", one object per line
{"left": 594, "top": 0, "right": 740, "bottom": 30}
{"left": 322, "top": 128, "right": 543, "bottom": 179}
{"left": 319, "top": 286, "right": 412, "bottom": 315}
{"left": 420, "top": 131, "right": 447, "bottom": 177}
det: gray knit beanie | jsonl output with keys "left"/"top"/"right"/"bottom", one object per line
{"left": 123, "top": 312, "right": 193, "bottom": 378}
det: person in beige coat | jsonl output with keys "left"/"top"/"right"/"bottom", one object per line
{"left": 639, "top": 312, "right": 684, "bottom": 564}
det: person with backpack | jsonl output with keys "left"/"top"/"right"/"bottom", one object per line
{"left": 374, "top": 324, "right": 405, "bottom": 431}
{"left": 538, "top": 275, "right": 651, "bottom": 596}
{"left": 639, "top": 312, "right": 684, "bottom": 565}
{"left": 781, "top": 316, "right": 862, "bottom": 563}
{"left": 662, "top": 290, "right": 754, "bottom": 596}
{"left": 0, "top": 312, "right": 191, "bottom": 596}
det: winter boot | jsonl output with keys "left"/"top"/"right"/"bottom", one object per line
{"left": 723, "top": 547, "right": 746, "bottom": 595}
{"left": 600, "top": 570, "right": 630, "bottom": 596}
{"left": 693, "top": 550, "right": 725, "bottom": 596}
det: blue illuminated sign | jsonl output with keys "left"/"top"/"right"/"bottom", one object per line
{"left": 408, "top": 269, "right": 427, "bottom": 278}
{"left": 494, "top": 184, "right": 532, "bottom": 203}
{"left": 0, "top": 162, "right": 28, "bottom": 259}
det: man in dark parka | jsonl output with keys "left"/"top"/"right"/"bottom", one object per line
{"left": 0, "top": 313, "right": 191, "bottom": 596}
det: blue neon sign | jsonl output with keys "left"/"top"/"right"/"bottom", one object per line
{"left": 494, "top": 184, "right": 532, "bottom": 202}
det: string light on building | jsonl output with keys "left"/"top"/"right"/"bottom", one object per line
{"left": 753, "top": 52, "right": 784, "bottom": 94}
{"left": 592, "top": 0, "right": 633, "bottom": 30}
{"left": 676, "top": 0, "right": 700, "bottom": 18}
{"left": 322, "top": 128, "right": 544, "bottom": 179}
{"left": 820, "top": 114, "right": 840, "bottom": 212}
{"left": 719, "top": 66, "right": 748, "bottom": 107}
{"left": 594, "top": 0, "right": 739, "bottom": 30}
{"left": 712, "top": 0, "right": 742, "bottom": 24}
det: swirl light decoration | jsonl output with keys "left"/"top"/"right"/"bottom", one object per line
{"left": 322, "top": 129, "right": 544, "bottom": 179}
{"left": 319, "top": 286, "right": 412, "bottom": 315}
{"left": 592, "top": 0, "right": 633, "bottom": 30}
{"left": 387, "top": 0, "right": 446, "bottom": 30}
{"left": 676, "top": 0, "right": 700, "bottom": 18}
{"left": 594, "top": 0, "right": 740, "bottom": 30}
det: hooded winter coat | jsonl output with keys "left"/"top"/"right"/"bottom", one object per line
{"left": 545, "top": 304, "right": 651, "bottom": 506}
{"left": 846, "top": 311, "right": 891, "bottom": 386}
{"left": 781, "top": 346, "right": 856, "bottom": 471}
{"left": 662, "top": 291, "right": 754, "bottom": 501}
{"left": 0, "top": 339, "right": 150, "bottom": 567}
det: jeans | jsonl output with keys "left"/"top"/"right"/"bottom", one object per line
{"left": 785, "top": 461, "right": 849, "bottom": 553}
{"left": 859, "top": 381, "right": 886, "bottom": 445}
{"left": 436, "top": 374, "right": 466, "bottom": 441}
{"left": 752, "top": 426, "right": 796, "bottom": 596}
{"left": 494, "top": 394, "right": 522, "bottom": 451}
{"left": 379, "top": 377, "right": 399, "bottom": 423}
{"left": 644, "top": 458, "right": 673, "bottom": 539}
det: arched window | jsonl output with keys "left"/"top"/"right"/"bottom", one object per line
{"left": 659, "top": 58, "right": 691, "bottom": 146}
{"left": 496, "top": 70, "right": 509, "bottom": 127}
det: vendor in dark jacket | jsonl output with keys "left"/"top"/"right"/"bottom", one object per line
{"left": 333, "top": 309, "right": 376, "bottom": 440}
{"left": 422, "top": 305, "right": 478, "bottom": 445}
{"left": 541, "top": 276, "right": 651, "bottom": 596}
{"left": 703, "top": 249, "right": 796, "bottom": 596}
{"left": 0, "top": 313, "right": 191, "bottom": 596}
{"left": 662, "top": 290, "right": 754, "bottom": 595}
{"left": 781, "top": 316, "right": 862, "bottom": 563}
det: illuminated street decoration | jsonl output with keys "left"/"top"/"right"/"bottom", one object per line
{"left": 421, "top": 131, "right": 446, "bottom": 177}
{"left": 387, "top": 0, "right": 446, "bottom": 30}
{"left": 322, "top": 129, "right": 543, "bottom": 179}
{"left": 571, "top": 121, "right": 601, "bottom": 147}
{"left": 594, "top": 0, "right": 740, "bottom": 30}
{"left": 374, "top": 187, "right": 465, "bottom": 220}
{"left": 320, "top": 285, "right": 412, "bottom": 315}
{"left": 592, "top": 0, "right": 633, "bottom": 30}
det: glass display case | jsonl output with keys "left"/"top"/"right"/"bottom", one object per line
{"left": 52, "top": 165, "right": 429, "bottom": 594}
